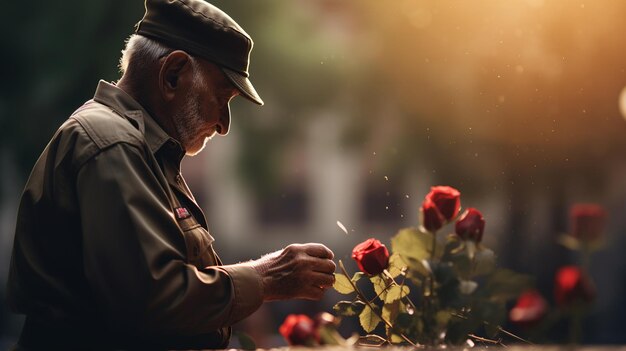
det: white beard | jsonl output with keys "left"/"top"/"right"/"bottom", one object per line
{"left": 173, "top": 72, "right": 214, "bottom": 156}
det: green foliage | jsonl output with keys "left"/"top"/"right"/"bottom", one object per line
{"left": 333, "top": 224, "right": 532, "bottom": 347}
{"left": 333, "top": 300, "right": 366, "bottom": 317}
{"left": 482, "top": 268, "right": 533, "bottom": 302}
{"left": 557, "top": 233, "right": 605, "bottom": 253}
{"left": 359, "top": 305, "right": 381, "bottom": 333}
{"left": 391, "top": 227, "right": 437, "bottom": 262}
{"left": 370, "top": 275, "right": 389, "bottom": 301}
{"left": 234, "top": 331, "right": 257, "bottom": 350}
{"left": 385, "top": 285, "right": 410, "bottom": 303}
{"left": 387, "top": 253, "right": 406, "bottom": 278}
{"left": 333, "top": 273, "right": 355, "bottom": 294}
{"left": 473, "top": 247, "right": 497, "bottom": 276}
{"left": 330, "top": 188, "right": 535, "bottom": 346}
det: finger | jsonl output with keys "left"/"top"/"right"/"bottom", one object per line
{"left": 309, "top": 272, "right": 335, "bottom": 288}
{"left": 301, "top": 285, "right": 325, "bottom": 301}
{"left": 310, "top": 258, "right": 336, "bottom": 274}
{"left": 303, "top": 243, "right": 334, "bottom": 259}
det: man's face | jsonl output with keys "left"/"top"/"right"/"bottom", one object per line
{"left": 173, "top": 59, "right": 239, "bottom": 156}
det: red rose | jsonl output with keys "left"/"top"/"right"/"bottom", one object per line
{"left": 455, "top": 208, "right": 485, "bottom": 242}
{"left": 279, "top": 314, "right": 318, "bottom": 346}
{"left": 351, "top": 238, "right": 390, "bottom": 275}
{"left": 570, "top": 204, "right": 606, "bottom": 242}
{"left": 425, "top": 186, "right": 461, "bottom": 221}
{"left": 554, "top": 266, "right": 595, "bottom": 307}
{"left": 509, "top": 290, "right": 548, "bottom": 327}
{"left": 421, "top": 198, "right": 445, "bottom": 232}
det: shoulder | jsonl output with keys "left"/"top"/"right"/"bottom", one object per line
{"left": 69, "top": 100, "right": 145, "bottom": 150}
{"left": 50, "top": 100, "right": 149, "bottom": 169}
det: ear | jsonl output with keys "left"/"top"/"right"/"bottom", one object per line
{"left": 158, "top": 50, "right": 194, "bottom": 102}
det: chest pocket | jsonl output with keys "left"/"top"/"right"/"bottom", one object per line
{"left": 177, "top": 216, "right": 217, "bottom": 268}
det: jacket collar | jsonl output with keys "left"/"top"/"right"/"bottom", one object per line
{"left": 92, "top": 80, "right": 184, "bottom": 159}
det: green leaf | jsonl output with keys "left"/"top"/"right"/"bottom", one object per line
{"left": 359, "top": 305, "right": 382, "bottom": 333}
{"left": 352, "top": 272, "right": 365, "bottom": 283}
{"left": 443, "top": 233, "right": 465, "bottom": 256}
{"left": 370, "top": 275, "right": 390, "bottom": 301}
{"left": 557, "top": 233, "right": 581, "bottom": 251}
{"left": 387, "top": 253, "right": 406, "bottom": 278}
{"left": 234, "top": 331, "right": 256, "bottom": 350}
{"left": 317, "top": 325, "right": 342, "bottom": 346}
{"left": 435, "top": 310, "right": 453, "bottom": 329}
{"left": 334, "top": 273, "right": 355, "bottom": 294}
{"left": 407, "top": 258, "right": 431, "bottom": 279}
{"left": 385, "top": 285, "right": 411, "bottom": 303}
{"left": 333, "top": 300, "right": 366, "bottom": 317}
{"left": 484, "top": 268, "right": 533, "bottom": 302}
{"left": 445, "top": 249, "right": 472, "bottom": 278}
{"left": 472, "top": 247, "right": 496, "bottom": 277}
{"left": 587, "top": 238, "right": 606, "bottom": 253}
{"left": 382, "top": 301, "right": 406, "bottom": 345}
{"left": 557, "top": 234, "right": 606, "bottom": 254}
{"left": 382, "top": 301, "right": 397, "bottom": 322}
{"left": 432, "top": 262, "right": 461, "bottom": 305}
{"left": 391, "top": 227, "right": 438, "bottom": 262}
{"left": 358, "top": 334, "right": 387, "bottom": 347}
{"left": 390, "top": 333, "right": 405, "bottom": 344}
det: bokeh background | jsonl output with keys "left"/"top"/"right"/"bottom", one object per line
{"left": 2, "top": 0, "right": 626, "bottom": 347}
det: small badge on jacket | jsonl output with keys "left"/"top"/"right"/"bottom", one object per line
{"left": 175, "top": 207, "right": 191, "bottom": 220}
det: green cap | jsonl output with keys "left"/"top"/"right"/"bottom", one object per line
{"left": 136, "top": 0, "right": 264, "bottom": 105}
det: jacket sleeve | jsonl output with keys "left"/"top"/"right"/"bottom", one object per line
{"left": 75, "top": 142, "right": 263, "bottom": 336}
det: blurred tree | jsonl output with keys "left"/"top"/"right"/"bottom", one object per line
{"left": 0, "top": 0, "right": 144, "bottom": 181}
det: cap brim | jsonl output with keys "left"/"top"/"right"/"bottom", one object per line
{"left": 222, "top": 68, "right": 264, "bottom": 106}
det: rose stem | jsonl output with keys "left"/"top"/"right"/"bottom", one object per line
{"left": 382, "top": 270, "right": 418, "bottom": 313}
{"left": 496, "top": 325, "right": 534, "bottom": 345}
{"left": 430, "top": 229, "right": 437, "bottom": 261}
{"left": 338, "top": 260, "right": 418, "bottom": 347}
{"left": 468, "top": 334, "right": 504, "bottom": 346}
{"left": 367, "top": 279, "right": 394, "bottom": 305}
{"left": 452, "top": 312, "right": 533, "bottom": 345}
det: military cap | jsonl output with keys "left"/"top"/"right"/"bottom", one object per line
{"left": 136, "top": 0, "right": 264, "bottom": 105}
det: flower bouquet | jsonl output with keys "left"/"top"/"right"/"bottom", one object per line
{"left": 330, "top": 186, "right": 533, "bottom": 347}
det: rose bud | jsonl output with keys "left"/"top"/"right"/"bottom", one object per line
{"left": 351, "top": 238, "right": 390, "bottom": 275}
{"left": 455, "top": 208, "right": 485, "bottom": 242}
{"left": 509, "top": 290, "right": 548, "bottom": 327}
{"left": 425, "top": 186, "right": 461, "bottom": 221}
{"left": 570, "top": 203, "right": 606, "bottom": 242}
{"left": 554, "top": 266, "right": 595, "bottom": 307}
{"left": 279, "top": 314, "right": 318, "bottom": 346}
{"left": 422, "top": 197, "right": 445, "bottom": 232}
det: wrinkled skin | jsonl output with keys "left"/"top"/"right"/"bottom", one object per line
{"left": 252, "top": 243, "right": 336, "bottom": 301}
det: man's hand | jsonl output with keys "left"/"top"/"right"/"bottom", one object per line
{"left": 251, "top": 243, "right": 336, "bottom": 301}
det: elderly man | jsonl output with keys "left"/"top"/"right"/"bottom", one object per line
{"left": 7, "top": 0, "right": 335, "bottom": 349}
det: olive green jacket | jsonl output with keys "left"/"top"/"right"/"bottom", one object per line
{"left": 7, "top": 81, "right": 263, "bottom": 350}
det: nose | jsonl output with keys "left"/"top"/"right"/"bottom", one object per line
{"left": 216, "top": 102, "right": 231, "bottom": 135}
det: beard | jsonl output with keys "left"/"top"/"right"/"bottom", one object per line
{"left": 173, "top": 72, "right": 215, "bottom": 156}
